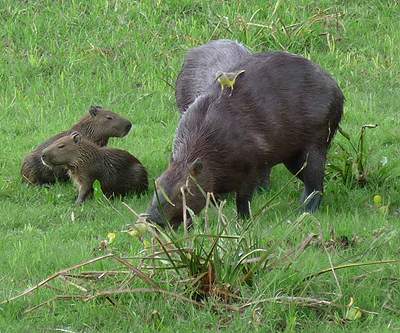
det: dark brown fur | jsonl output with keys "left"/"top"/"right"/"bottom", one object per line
{"left": 41, "top": 131, "right": 148, "bottom": 204}
{"left": 145, "top": 52, "right": 345, "bottom": 228}
{"left": 175, "top": 39, "right": 251, "bottom": 114}
{"left": 21, "top": 106, "right": 132, "bottom": 185}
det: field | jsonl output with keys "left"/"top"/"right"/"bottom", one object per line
{"left": 1, "top": 0, "right": 399, "bottom": 332}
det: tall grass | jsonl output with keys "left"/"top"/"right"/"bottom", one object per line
{"left": 1, "top": 1, "right": 399, "bottom": 332}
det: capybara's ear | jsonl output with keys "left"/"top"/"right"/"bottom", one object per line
{"left": 71, "top": 131, "right": 82, "bottom": 144}
{"left": 89, "top": 106, "right": 99, "bottom": 117}
{"left": 169, "top": 152, "right": 175, "bottom": 164}
{"left": 189, "top": 158, "right": 203, "bottom": 176}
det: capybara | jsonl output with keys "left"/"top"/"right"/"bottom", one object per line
{"left": 144, "top": 52, "right": 344, "bottom": 228}
{"left": 21, "top": 105, "right": 132, "bottom": 185}
{"left": 175, "top": 39, "right": 251, "bottom": 114}
{"left": 41, "top": 131, "right": 148, "bottom": 204}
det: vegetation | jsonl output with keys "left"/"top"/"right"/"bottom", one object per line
{"left": 1, "top": 0, "right": 399, "bottom": 332}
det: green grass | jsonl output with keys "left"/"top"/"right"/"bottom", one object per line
{"left": 1, "top": 0, "right": 400, "bottom": 332}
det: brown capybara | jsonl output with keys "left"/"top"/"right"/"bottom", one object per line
{"left": 175, "top": 39, "right": 251, "bottom": 114}
{"left": 41, "top": 131, "right": 148, "bottom": 204}
{"left": 21, "top": 105, "right": 132, "bottom": 185}
{"left": 144, "top": 52, "right": 345, "bottom": 228}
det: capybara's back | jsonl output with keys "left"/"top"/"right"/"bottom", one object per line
{"left": 21, "top": 106, "right": 132, "bottom": 185}
{"left": 226, "top": 52, "right": 344, "bottom": 154}
{"left": 95, "top": 146, "right": 148, "bottom": 199}
{"left": 175, "top": 39, "right": 251, "bottom": 114}
{"left": 144, "top": 52, "right": 344, "bottom": 228}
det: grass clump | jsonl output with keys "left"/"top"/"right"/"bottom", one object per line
{"left": 4, "top": 198, "right": 397, "bottom": 332}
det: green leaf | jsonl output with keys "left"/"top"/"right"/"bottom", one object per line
{"left": 93, "top": 180, "right": 103, "bottom": 199}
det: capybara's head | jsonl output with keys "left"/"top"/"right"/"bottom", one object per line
{"left": 83, "top": 106, "right": 132, "bottom": 141}
{"left": 41, "top": 131, "right": 82, "bottom": 168}
{"left": 144, "top": 157, "right": 208, "bottom": 229}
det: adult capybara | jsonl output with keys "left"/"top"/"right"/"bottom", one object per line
{"left": 144, "top": 52, "right": 344, "bottom": 228}
{"left": 175, "top": 39, "right": 251, "bottom": 114}
{"left": 41, "top": 131, "right": 148, "bottom": 204}
{"left": 21, "top": 105, "right": 132, "bottom": 185}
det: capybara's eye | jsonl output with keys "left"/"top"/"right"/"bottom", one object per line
{"left": 106, "top": 115, "right": 114, "bottom": 120}
{"left": 58, "top": 144, "right": 65, "bottom": 149}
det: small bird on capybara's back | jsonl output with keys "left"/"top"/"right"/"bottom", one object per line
{"left": 41, "top": 131, "right": 148, "bottom": 204}
{"left": 21, "top": 105, "right": 132, "bottom": 185}
{"left": 175, "top": 39, "right": 251, "bottom": 114}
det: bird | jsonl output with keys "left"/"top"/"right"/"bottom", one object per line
{"left": 216, "top": 70, "right": 245, "bottom": 97}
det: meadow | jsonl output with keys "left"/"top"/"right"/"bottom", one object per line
{"left": 0, "top": 0, "right": 399, "bottom": 332}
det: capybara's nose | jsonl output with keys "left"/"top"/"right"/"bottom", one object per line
{"left": 139, "top": 213, "right": 150, "bottom": 222}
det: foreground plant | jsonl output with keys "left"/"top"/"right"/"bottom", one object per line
{"left": 3, "top": 189, "right": 398, "bottom": 330}
{"left": 328, "top": 124, "right": 379, "bottom": 186}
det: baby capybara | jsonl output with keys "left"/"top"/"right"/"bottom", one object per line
{"left": 144, "top": 52, "right": 344, "bottom": 228}
{"left": 175, "top": 39, "right": 251, "bottom": 114}
{"left": 41, "top": 131, "right": 148, "bottom": 204}
{"left": 21, "top": 105, "right": 132, "bottom": 185}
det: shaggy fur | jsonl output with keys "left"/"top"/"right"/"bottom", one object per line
{"left": 145, "top": 52, "right": 344, "bottom": 228}
{"left": 21, "top": 106, "right": 132, "bottom": 185}
{"left": 175, "top": 39, "right": 251, "bottom": 114}
{"left": 41, "top": 131, "right": 148, "bottom": 204}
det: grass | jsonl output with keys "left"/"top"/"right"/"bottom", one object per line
{"left": 1, "top": 0, "right": 400, "bottom": 332}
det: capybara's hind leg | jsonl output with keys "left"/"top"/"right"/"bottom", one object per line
{"left": 284, "top": 149, "right": 326, "bottom": 212}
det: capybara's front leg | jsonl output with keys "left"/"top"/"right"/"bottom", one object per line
{"left": 76, "top": 182, "right": 95, "bottom": 205}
